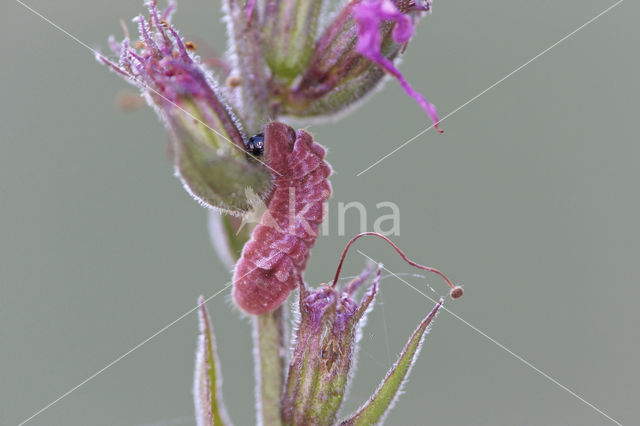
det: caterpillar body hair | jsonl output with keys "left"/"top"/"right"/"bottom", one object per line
{"left": 233, "top": 122, "right": 332, "bottom": 314}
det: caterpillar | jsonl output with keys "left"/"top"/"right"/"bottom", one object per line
{"left": 233, "top": 122, "right": 333, "bottom": 314}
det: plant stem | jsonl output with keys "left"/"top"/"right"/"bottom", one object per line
{"left": 253, "top": 306, "right": 286, "bottom": 426}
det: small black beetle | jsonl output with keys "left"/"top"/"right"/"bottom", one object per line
{"left": 246, "top": 132, "right": 264, "bottom": 158}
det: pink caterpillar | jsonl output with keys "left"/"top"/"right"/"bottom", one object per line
{"left": 233, "top": 123, "right": 332, "bottom": 314}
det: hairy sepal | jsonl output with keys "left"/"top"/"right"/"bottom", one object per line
{"left": 194, "top": 297, "right": 233, "bottom": 426}
{"left": 341, "top": 298, "right": 443, "bottom": 425}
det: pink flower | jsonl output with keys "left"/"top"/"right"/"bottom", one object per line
{"left": 354, "top": 0, "right": 443, "bottom": 132}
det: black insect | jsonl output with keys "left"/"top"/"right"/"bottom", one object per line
{"left": 246, "top": 132, "right": 265, "bottom": 158}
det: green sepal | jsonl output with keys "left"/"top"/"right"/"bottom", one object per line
{"left": 169, "top": 107, "right": 273, "bottom": 214}
{"left": 341, "top": 299, "right": 444, "bottom": 425}
{"left": 194, "top": 297, "right": 233, "bottom": 426}
{"left": 263, "top": 0, "right": 325, "bottom": 82}
{"left": 221, "top": 0, "right": 272, "bottom": 132}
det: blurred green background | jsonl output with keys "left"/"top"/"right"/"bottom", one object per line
{"left": 1, "top": 0, "right": 638, "bottom": 425}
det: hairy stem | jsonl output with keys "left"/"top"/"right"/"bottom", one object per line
{"left": 253, "top": 306, "right": 287, "bottom": 426}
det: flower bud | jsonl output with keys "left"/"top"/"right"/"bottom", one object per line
{"left": 281, "top": 276, "right": 378, "bottom": 425}
{"left": 98, "top": 1, "right": 272, "bottom": 213}
{"left": 222, "top": 0, "right": 272, "bottom": 132}
{"left": 282, "top": 0, "right": 434, "bottom": 120}
{"left": 262, "top": 0, "right": 325, "bottom": 82}
{"left": 283, "top": 231, "right": 457, "bottom": 425}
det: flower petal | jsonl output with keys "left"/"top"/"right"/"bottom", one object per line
{"left": 354, "top": 0, "right": 442, "bottom": 132}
